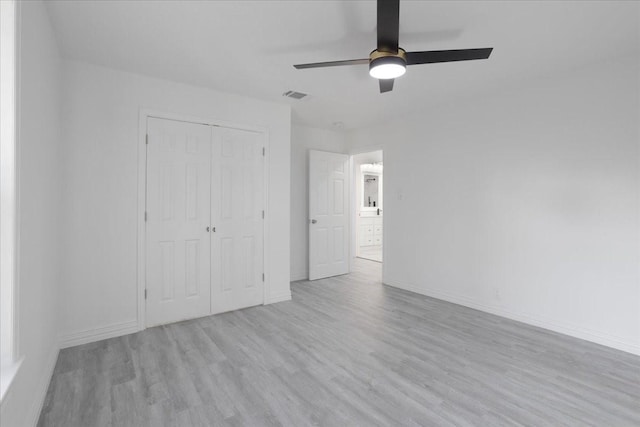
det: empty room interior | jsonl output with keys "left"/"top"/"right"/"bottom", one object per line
{"left": 1, "top": 0, "right": 639, "bottom": 426}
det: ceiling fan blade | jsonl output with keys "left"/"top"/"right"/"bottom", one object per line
{"left": 379, "top": 79, "right": 394, "bottom": 93}
{"left": 293, "top": 59, "right": 369, "bottom": 69}
{"left": 377, "top": 0, "right": 400, "bottom": 53}
{"left": 406, "top": 48, "right": 493, "bottom": 65}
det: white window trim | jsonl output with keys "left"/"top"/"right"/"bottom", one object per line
{"left": 0, "top": 0, "right": 22, "bottom": 403}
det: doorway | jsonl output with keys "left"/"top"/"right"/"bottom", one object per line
{"left": 352, "top": 150, "right": 383, "bottom": 263}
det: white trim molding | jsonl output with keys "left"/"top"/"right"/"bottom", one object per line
{"left": 25, "top": 346, "right": 58, "bottom": 427}
{"left": 290, "top": 271, "right": 307, "bottom": 282}
{"left": 0, "top": 357, "right": 22, "bottom": 404}
{"left": 265, "top": 290, "right": 292, "bottom": 305}
{"left": 0, "top": 0, "right": 19, "bottom": 366}
{"left": 59, "top": 320, "right": 139, "bottom": 349}
{"left": 384, "top": 278, "right": 640, "bottom": 356}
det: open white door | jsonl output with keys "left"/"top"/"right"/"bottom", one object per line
{"left": 309, "top": 150, "right": 350, "bottom": 280}
{"left": 146, "top": 118, "right": 212, "bottom": 327}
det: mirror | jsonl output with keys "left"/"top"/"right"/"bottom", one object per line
{"left": 360, "top": 163, "right": 383, "bottom": 210}
{"left": 363, "top": 174, "right": 379, "bottom": 208}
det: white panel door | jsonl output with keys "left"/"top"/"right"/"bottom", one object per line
{"left": 211, "top": 127, "right": 264, "bottom": 314}
{"left": 309, "top": 150, "right": 349, "bottom": 280}
{"left": 146, "top": 118, "right": 212, "bottom": 327}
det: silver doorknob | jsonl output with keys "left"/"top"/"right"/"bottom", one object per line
{"left": 311, "top": 219, "right": 317, "bottom": 224}
{"left": 206, "top": 226, "right": 210, "bottom": 232}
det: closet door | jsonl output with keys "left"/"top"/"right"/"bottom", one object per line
{"left": 146, "top": 118, "right": 212, "bottom": 327}
{"left": 210, "top": 127, "right": 264, "bottom": 314}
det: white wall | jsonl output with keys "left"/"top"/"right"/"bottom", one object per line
{"left": 0, "top": 1, "right": 62, "bottom": 426}
{"left": 58, "top": 61, "right": 291, "bottom": 345}
{"left": 290, "top": 125, "right": 346, "bottom": 281}
{"left": 347, "top": 54, "right": 640, "bottom": 355}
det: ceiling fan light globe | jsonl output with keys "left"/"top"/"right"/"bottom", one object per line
{"left": 369, "top": 56, "right": 406, "bottom": 79}
{"left": 369, "top": 63, "right": 406, "bottom": 79}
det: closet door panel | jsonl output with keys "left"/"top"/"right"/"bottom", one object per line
{"left": 146, "top": 118, "right": 212, "bottom": 327}
{"left": 211, "top": 127, "right": 264, "bottom": 314}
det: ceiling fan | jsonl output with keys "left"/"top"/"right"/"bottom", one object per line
{"left": 293, "top": 0, "right": 493, "bottom": 93}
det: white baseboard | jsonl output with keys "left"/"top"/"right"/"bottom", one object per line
{"left": 290, "top": 271, "right": 308, "bottom": 282}
{"left": 59, "top": 320, "right": 139, "bottom": 349}
{"left": 384, "top": 279, "right": 640, "bottom": 356}
{"left": 26, "top": 345, "right": 59, "bottom": 427}
{"left": 265, "top": 291, "right": 292, "bottom": 305}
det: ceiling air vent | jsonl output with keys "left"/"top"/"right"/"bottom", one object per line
{"left": 283, "top": 90, "right": 308, "bottom": 100}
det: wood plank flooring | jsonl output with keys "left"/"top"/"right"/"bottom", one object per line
{"left": 358, "top": 245, "right": 383, "bottom": 262}
{"left": 38, "top": 259, "right": 640, "bottom": 426}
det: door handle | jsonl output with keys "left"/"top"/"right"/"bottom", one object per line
{"left": 206, "top": 226, "right": 210, "bottom": 232}
{"left": 310, "top": 219, "right": 317, "bottom": 224}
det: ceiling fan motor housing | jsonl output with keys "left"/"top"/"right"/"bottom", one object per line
{"left": 369, "top": 48, "right": 407, "bottom": 79}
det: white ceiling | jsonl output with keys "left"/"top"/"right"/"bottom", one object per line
{"left": 354, "top": 150, "right": 383, "bottom": 165}
{"left": 45, "top": 1, "right": 639, "bottom": 130}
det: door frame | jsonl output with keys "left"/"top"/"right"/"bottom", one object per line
{"left": 136, "top": 109, "right": 270, "bottom": 331}
{"left": 348, "top": 145, "right": 384, "bottom": 275}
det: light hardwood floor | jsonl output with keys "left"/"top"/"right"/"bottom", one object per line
{"left": 358, "top": 245, "right": 383, "bottom": 263}
{"left": 38, "top": 259, "right": 640, "bottom": 426}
